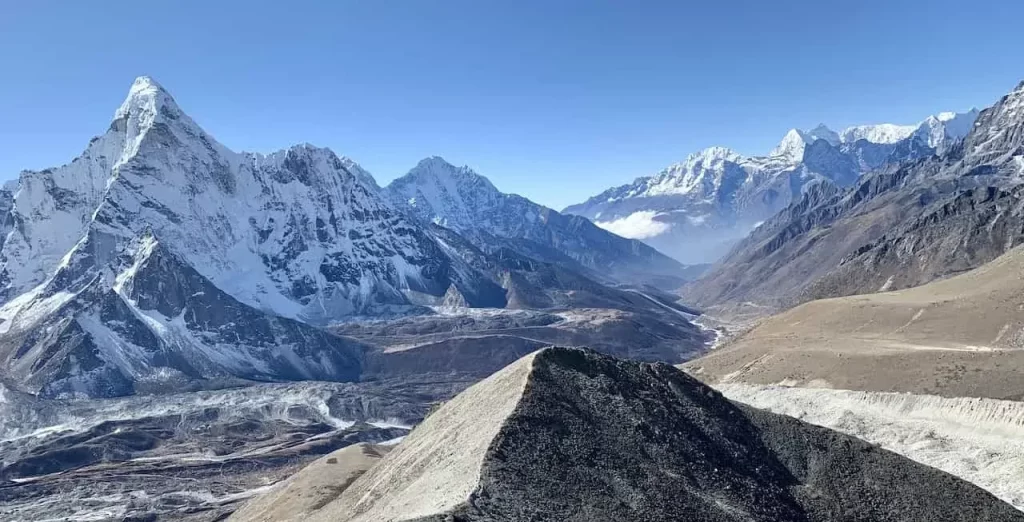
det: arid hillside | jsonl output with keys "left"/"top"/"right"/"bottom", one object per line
{"left": 685, "top": 243, "right": 1024, "bottom": 399}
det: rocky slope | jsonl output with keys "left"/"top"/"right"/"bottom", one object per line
{"left": 716, "top": 384, "right": 1024, "bottom": 511}
{"left": 227, "top": 442, "right": 393, "bottom": 522}
{"left": 234, "top": 347, "right": 1024, "bottom": 522}
{"left": 564, "top": 111, "right": 977, "bottom": 264}
{"left": 683, "top": 81, "right": 1023, "bottom": 313}
{"left": 718, "top": 384, "right": 1024, "bottom": 511}
{"left": 385, "top": 157, "right": 689, "bottom": 286}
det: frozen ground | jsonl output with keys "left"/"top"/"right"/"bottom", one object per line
{"left": 719, "top": 383, "right": 1024, "bottom": 511}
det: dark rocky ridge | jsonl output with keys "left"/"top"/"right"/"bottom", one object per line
{"left": 284, "top": 348, "right": 1023, "bottom": 522}
{"left": 805, "top": 183, "right": 1024, "bottom": 300}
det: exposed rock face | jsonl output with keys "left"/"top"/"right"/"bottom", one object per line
{"left": 277, "top": 348, "right": 1023, "bottom": 522}
{"left": 385, "top": 157, "right": 690, "bottom": 286}
{"left": 804, "top": 184, "right": 1024, "bottom": 300}
{"left": 684, "top": 81, "right": 1024, "bottom": 314}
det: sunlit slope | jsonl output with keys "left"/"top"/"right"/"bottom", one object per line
{"left": 686, "top": 243, "right": 1024, "bottom": 399}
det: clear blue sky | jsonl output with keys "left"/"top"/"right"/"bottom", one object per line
{"left": 2, "top": 0, "right": 1023, "bottom": 209}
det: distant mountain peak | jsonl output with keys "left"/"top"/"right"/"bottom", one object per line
{"left": 809, "top": 123, "right": 839, "bottom": 137}
{"left": 414, "top": 155, "right": 457, "bottom": 169}
{"left": 565, "top": 101, "right": 981, "bottom": 264}
{"left": 386, "top": 159, "right": 686, "bottom": 285}
{"left": 935, "top": 109, "right": 978, "bottom": 122}
{"left": 408, "top": 156, "right": 488, "bottom": 182}
{"left": 770, "top": 125, "right": 839, "bottom": 162}
{"left": 114, "top": 75, "right": 178, "bottom": 122}
{"left": 684, "top": 146, "right": 742, "bottom": 165}
{"left": 839, "top": 123, "right": 917, "bottom": 145}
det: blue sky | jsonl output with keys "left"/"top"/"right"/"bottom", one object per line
{"left": 2, "top": 1, "right": 1023, "bottom": 210}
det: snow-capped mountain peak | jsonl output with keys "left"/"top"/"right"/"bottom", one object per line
{"left": 770, "top": 125, "right": 839, "bottom": 162}
{"left": 770, "top": 129, "right": 809, "bottom": 162}
{"left": 388, "top": 156, "right": 500, "bottom": 227}
{"left": 111, "top": 76, "right": 226, "bottom": 167}
{"left": 916, "top": 108, "right": 981, "bottom": 149}
{"left": 807, "top": 123, "right": 841, "bottom": 144}
{"left": 408, "top": 156, "right": 496, "bottom": 191}
{"left": 385, "top": 157, "right": 687, "bottom": 284}
{"left": 839, "top": 123, "right": 918, "bottom": 145}
{"left": 684, "top": 146, "right": 743, "bottom": 166}
{"left": 1, "top": 78, "right": 506, "bottom": 323}
{"left": 634, "top": 146, "right": 747, "bottom": 199}
{"left": 114, "top": 76, "right": 175, "bottom": 121}
{"left": 566, "top": 106, "right": 980, "bottom": 264}
{"left": 936, "top": 110, "right": 963, "bottom": 122}
{"left": 770, "top": 109, "right": 981, "bottom": 163}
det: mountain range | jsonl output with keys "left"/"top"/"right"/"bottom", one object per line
{"left": 684, "top": 81, "right": 1024, "bottom": 315}
{"left": 383, "top": 156, "right": 689, "bottom": 286}
{"left": 5, "top": 74, "right": 1024, "bottom": 522}
{"left": 0, "top": 77, "right": 700, "bottom": 399}
{"left": 563, "top": 109, "right": 979, "bottom": 263}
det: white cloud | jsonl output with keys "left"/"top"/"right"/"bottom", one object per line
{"left": 594, "top": 211, "right": 671, "bottom": 240}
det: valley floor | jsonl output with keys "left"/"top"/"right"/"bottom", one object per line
{"left": 719, "top": 383, "right": 1024, "bottom": 511}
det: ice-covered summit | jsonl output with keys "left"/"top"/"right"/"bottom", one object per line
{"left": 775, "top": 109, "right": 981, "bottom": 161}
{"left": 114, "top": 76, "right": 176, "bottom": 120}
{"left": 770, "top": 124, "right": 840, "bottom": 162}
{"left": 839, "top": 123, "right": 918, "bottom": 145}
